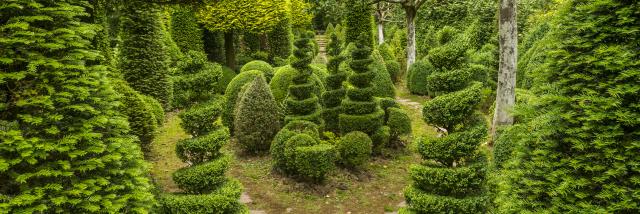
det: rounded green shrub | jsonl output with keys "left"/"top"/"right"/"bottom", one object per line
{"left": 176, "top": 128, "right": 229, "bottom": 165}
{"left": 179, "top": 97, "right": 224, "bottom": 137}
{"left": 158, "top": 180, "right": 247, "bottom": 214}
{"left": 141, "top": 94, "right": 164, "bottom": 125}
{"left": 387, "top": 107, "right": 412, "bottom": 139}
{"left": 294, "top": 144, "right": 336, "bottom": 182}
{"left": 216, "top": 66, "right": 237, "bottom": 94}
{"left": 222, "top": 70, "right": 263, "bottom": 133}
{"left": 283, "top": 134, "right": 319, "bottom": 167}
{"left": 113, "top": 82, "right": 158, "bottom": 146}
{"left": 270, "top": 120, "right": 321, "bottom": 171}
{"left": 171, "top": 51, "right": 223, "bottom": 109}
{"left": 337, "top": 131, "right": 372, "bottom": 168}
{"left": 422, "top": 82, "right": 482, "bottom": 131}
{"left": 426, "top": 68, "right": 472, "bottom": 96}
{"left": 371, "top": 126, "right": 391, "bottom": 153}
{"left": 234, "top": 76, "right": 281, "bottom": 153}
{"left": 407, "top": 60, "right": 434, "bottom": 96}
{"left": 240, "top": 60, "right": 274, "bottom": 81}
{"left": 172, "top": 155, "right": 230, "bottom": 194}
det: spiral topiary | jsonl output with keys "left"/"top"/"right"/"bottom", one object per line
{"left": 339, "top": 36, "right": 384, "bottom": 136}
{"left": 321, "top": 33, "right": 347, "bottom": 133}
{"left": 161, "top": 97, "right": 247, "bottom": 213}
{"left": 284, "top": 38, "right": 323, "bottom": 126}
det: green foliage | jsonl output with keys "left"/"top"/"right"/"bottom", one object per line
{"left": 284, "top": 38, "right": 324, "bottom": 125}
{"left": 0, "top": 1, "right": 154, "bottom": 212}
{"left": 371, "top": 50, "right": 396, "bottom": 98}
{"left": 141, "top": 95, "right": 165, "bottom": 126}
{"left": 322, "top": 33, "right": 348, "bottom": 133}
{"left": 344, "top": 0, "right": 375, "bottom": 48}
{"left": 223, "top": 70, "right": 263, "bottom": 133}
{"left": 176, "top": 128, "right": 229, "bottom": 165}
{"left": 496, "top": 1, "right": 640, "bottom": 212}
{"left": 120, "top": 0, "right": 173, "bottom": 110}
{"left": 216, "top": 66, "right": 237, "bottom": 94}
{"left": 294, "top": 144, "right": 336, "bottom": 182}
{"left": 270, "top": 66, "right": 326, "bottom": 108}
{"left": 172, "top": 51, "right": 223, "bottom": 109}
{"left": 270, "top": 120, "right": 320, "bottom": 170}
{"left": 113, "top": 81, "right": 158, "bottom": 146}
{"left": 240, "top": 60, "right": 274, "bottom": 81}
{"left": 385, "top": 60, "right": 401, "bottom": 83}
{"left": 337, "top": 131, "right": 372, "bottom": 168}
{"left": 406, "top": 60, "right": 433, "bottom": 95}
{"left": 179, "top": 98, "right": 224, "bottom": 137}
{"left": 158, "top": 180, "right": 247, "bottom": 214}
{"left": 325, "top": 23, "right": 335, "bottom": 37}
{"left": 204, "top": 29, "right": 226, "bottom": 63}
{"left": 268, "top": 17, "right": 293, "bottom": 65}
{"left": 234, "top": 76, "right": 281, "bottom": 153}
{"left": 387, "top": 107, "right": 412, "bottom": 139}
{"left": 173, "top": 155, "right": 230, "bottom": 193}
{"left": 197, "top": 0, "right": 288, "bottom": 33}
{"left": 371, "top": 126, "right": 391, "bottom": 153}
{"left": 422, "top": 82, "right": 483, "bottom": 131}
{"left": 170, "top": 6, "right": 204, "bottom": 53}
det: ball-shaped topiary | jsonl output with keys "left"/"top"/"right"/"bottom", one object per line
{"left": 240, "top": 60, "right": 274, "bottom": 81}
{"left": 337, "top": 131, "right": 373, "bottom": 168}
{"left": 387, "top": 107, "right": 412, "bottom": 139}
{"left": 171, "top": 51, "right": 223, "bottom": 109}
{"left": 222, "top": 70, "right": 263, "bottom": 133}
{"left": 270, "top": 120, "right": 320, "bottom": 171}
{"left": 407, "top": 59, "right": 434, "bottom": 96}
{"left": 234, "top": 76, "right": 281, "bottom": 153}
{"left": 179, "top": 97, "right": 224, "bottom": 137}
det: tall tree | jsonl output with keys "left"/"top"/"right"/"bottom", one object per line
{"left": 120, "top": 0, "right": 173, "bottom": 110}
{"left": 0, "top": 0, "right": 154, "bottom": 212}
{"left": 491, "top": 0, "right": 518, "bottom": 142}
{"left": 376, "top": 0, "right": 427, "bottom": 71}
{"left": 374, "top": 2, "right": 393, "bottom": 45}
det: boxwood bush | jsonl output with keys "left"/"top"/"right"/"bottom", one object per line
{"left": 321, "top": 33, "right": 347, "bottom": 133}
{"left": 172, "top": 155, "right": 230, "bottom": 194}
{"left": 176, "top": 128, "right": 229, "bottom": 164}
{"left": 172, "top": 51, "right": 223, "bottom": 109}
{"left": 336, "top": 131, "right": 372, "bottom": 169}
{"left": 158, "top": 179, "right": 247, "bottom": 214}
{"left": 216, "top": 66, "right": 237, "bottom": 94}
{"left": 407, "top": 59, "right": 434, "bottom": 96}
{"left": 141, "top": 94, "right": 165, "bottom": 125}
{"left": 179, "top": 97, "right": 224, "bottom": 137}
{"left": 387, "top": 107, "right": 412, "bottom": 139}
{"left": 222, "top": 70, "right": 263, "bottom": 133}
{"left": 294, "top": 144, "right": 336, "bottom": 182}
{"left": 240, "top": 60, "right": 274, "bottom": 81}
{"left": 270, "top": 65, "right": 326, "bottom": 106}
{"left": 234, "top": 76, "right": 281, "bottom": 153}
{"left": 113, "top": 81, "right": 158, "bottom": 146}
{"left": 284, "top": 38, "right": 324, "bottom": 126}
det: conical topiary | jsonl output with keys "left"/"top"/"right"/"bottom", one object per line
{"left": 234, "top": 76, "right": 281, "bottom": 153}
{"left": 284, "top": 38, "right": 323, "bottom": 126}
{"left": 321, "top": 33, "right": 348, "bottom": 133}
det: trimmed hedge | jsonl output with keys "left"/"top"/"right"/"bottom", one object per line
{"left": 371, "top": 50, "right": 396, "bottom": 98}
{"left": 170, "top": 6, "right": 204, "bottom": 53}
{"left": 337, "top": 131, "right": 372, "bottom": 168}
{"left": 422, "top": 82, "right": 482, "bottom": 131}
{"left": 240, "top": 60, "right": 274, "bottom": 81}
{"left": 222, "top": 70, "right": 263, "bottom": 133}
{"left": 179, "top": 97, "right": 224, "bottom": 137}
{"left": 176, "top": 128, "right": 229, "bottom": 164}
{"left": 141, "top": 94, "right": 165, "bottom": 126}
{"left": 386, "top": 60, "right": 401, "bottom": 83}
{"left": 172, "top": 51, "right": 223, "bottom": 109}
{"left": 234, "top": 76, "right": 281, "bottom": 153}
{"left": 407, "top": 60, "right": 434, "bottom": 96}
{"left": 158, "top": 180, "right": 247, "bottom": 214}
{"left": 120, "top": 0, "right": 173, "bottom": 110}
{"left": 172, "top": 156, "right": 230, "bottom": 193}
{"left": 113, "top": 81, "right": 158, "bottom": 146}
{"left": 294, "top": 144, "right": 336, "bottom": 182}
{"left": 387, "top": 107, "right": 412, "bottom": 139}
{"left": 345, "top": 0, "right": 375, "bottom": 48}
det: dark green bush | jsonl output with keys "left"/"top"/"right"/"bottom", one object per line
{"left": 170, "top": 6, "right": 204, "bottom": 53}
{"left": 222, "top": 70, "right": 263, "bottom": 133}
{"left": 371, "top": 126, "right": 391, "bottom": 153}
{"left": 270, "top": 120, "right": 321, "bottom": 171}
{"left": 283, "top": 133, "right": 319, "bottom": 168}
{"left": 337, "top": 131, "right": 372, "bottom": 168}
{"left": 339, "top": 108, "right": 385, "bottom": 134}
{"left": 426, "top": 68, "right": 472, "bottom": 97}
{"left": 386, "top": 60, "right": 401, "bottom": 83}
{"left": 158, "top": 180, "right": 246, "bottom": 214}
{"left": 234, "top": 76, "right": 281, "bottom": 153}
{"left": 284, "top": 38, "right": 324, "bottom": 126}
{"left": 176, "top": 128, "right": 229, "bottom": 165}
{"left": 404, "top": 186, "right": 488, "bottom": 214}
{"left": 141, "top": 94, "right": 165, "bottom": 126}
{"left": 270, "top": 65, "right": 326, "bottom": 106}
{"left": 0, "top": 1, "right": 155, "bottom": 211}
{"left": 172, "top": 156, "right": 230, "bottom": 194}
{"left": 387, "top": 107, "right": 411, "bottom": 135}
{"left": 422, "top": 82, "right": 482, "bottom": 131}
{"left": 407, "top": 60, "right": 434, "bottom": 96}
{"left": 120, "top": 0, "right": 173, "bottom": 110}
{"left": 240, "top": 60, "right": 274, "bottom": 81}
{"left": 344, "top": 0, "right": 375, "bottom": 48}
{"left": 294, "top": 144, "right": 336, "bottom": 182}
{"left": 216, "top": 66, "right": 237, "bottom": 94}
{"left": 113, "top": 81, "right": 158, "bottom": 146}
{"left": 179, "top": 98, "right": 224, "bottom": 137}
{"left": 268, "top": 17, "right": 293, "bottom": 65}
{"left": 371, "top": 50, "right": 396, "bottom": 98}
{"left": 171, "top": 51, "right": 223, "bottom": 109}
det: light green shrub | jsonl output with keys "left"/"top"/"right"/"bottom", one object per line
{"left": 179, "top": 97, "right": 224, "bottom": 137}
{"left": 240, "top": 60, "right": 274, "bottom": 81}
{"left": 222, "top": 70, "right": 263, "bottom": 133}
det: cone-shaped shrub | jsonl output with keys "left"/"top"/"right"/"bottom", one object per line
{"left": 284, "top": 38, "right": 324, "bottom": 126}
{"left": 234, "top": 76, "right": 281, "bottom": 153}
{"left": 222, "top": 70, "right": 263, "bottom": 134}
{"left": 0, "top": 1, "right": 154, "bottom": 212}
{"left": 268, "top": 17, "right": 293, "bottom": 66}
{"left": 270, "top": 65, "right": 326, "bottom": 106}
{"left": 170, "top": 5, "right": 204, "bottom": 53}
{"left": 402, "top": 80, "right": 488, "bottom": 213}
{"left": 113, "top": 81, "right": 158, "bottom": 147}
{"left": 339, "top": 37, "right": 384, "bottom": 136}
{"left": 371, "top": 50, "right": 396, "bottom": 98}
{"left": 321, "top": 33, "right": 348, "bottom": 133}
{"left": 162, "top": 97, "right": 246, "bottom": 212}
{"left": 120, "top": 0, "right": 173, "bottom": 110}
{"left": 407, "top": 59, "right": 434, "bottom": 96}
{"left": 495, "top": 1, "right": 640, "bottom": 212}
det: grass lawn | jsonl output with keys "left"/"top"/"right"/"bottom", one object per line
{"left": 148, "top": 85, "right": 436, "bottom": 213}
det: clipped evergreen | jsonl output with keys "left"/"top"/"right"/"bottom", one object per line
{"left": 113, "top": 81, "right": 158, "bottom": 147}
{"left": 403, "top": 77, "right": 488, "bottom": 213}
{"left": 170, "top": 5, "right": 204, "bottom": 53}
{"left": 120, "top": 0, "right": 173, "bottom": 110}
{"left": 234, "top": 76, "right": 281, "bottom": 153}
{"left": 0, "top": 1, "right": 154, "bottom": 212}
{"left": 216, "top": 66, "right": 238, "bottom": 94}
{"left": 407, "top": 59, "right": 434, "bottom": 96}
{"left": 162, "top": 97, "right": 246, "bottom": 212}
{"left": 344, "top": 0, "right": 375, "bottom": 48}
{"left": 339, "top": 37, "right": 384, "bottom": 136}
{"left": 268, "top": 17, "right": 293, "bottom": 66}
{"left": 141, "top": 94, "right": 165, "bottom": 126}
{"left": 371, "top": 50, "right": 396, "bottom": 98}
{"left": 284, "top": 38, "right": 324, "bottom": 126}
{"left": 172, "top": 51, "right": 223, "bottom": 109}
{"left": 321, "top": 33, "right": 348, "bottom": 133}
{"left": 387, "top": 107, "right": 412, "bottom": 140}
{"left": 240, "top": 60, "right": 275, "bottom": 81}
{"left": 496, "top": 1, "right": 640, "bottom": 212}
{"left": 336, "top": 131, "right": 373, "bottom": 169}
{"left": 222, "top": 70, "right": 263, "bottom": 133}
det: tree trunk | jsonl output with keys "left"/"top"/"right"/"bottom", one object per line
{"left": 259, "top": 33, "right": 268, "bottom": 52}
{"left": 491, "top": 0, "right": 518, "bottom": 143}
{"left": 224, "top": 31, "right": 237, "bottom": 71}
{"left": 377, "top": 21, "right": 384, "bottom": 45}
{"left": 405, "top": 7, "right": 417, "bottom": 71}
